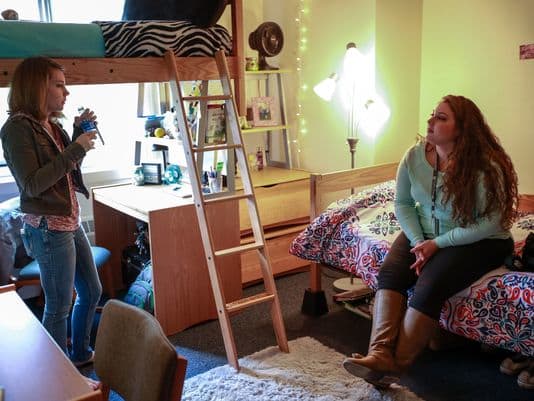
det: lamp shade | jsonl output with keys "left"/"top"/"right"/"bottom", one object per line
{"left": 313, "top": 73, "right": 338, "bottom": 101}
{"left": 137, "top": 82, "right": 172, "bottom": 117}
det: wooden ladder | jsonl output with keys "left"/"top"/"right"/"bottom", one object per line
{"left": 164, "top": 50, "right": 289, "bottom": 370}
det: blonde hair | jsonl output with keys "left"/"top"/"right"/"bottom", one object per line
{"left": 8, "top": 57, "right": 65, "bottom": 121}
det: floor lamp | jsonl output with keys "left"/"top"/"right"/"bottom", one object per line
{"left": 313, "top": 42, "right": 367, "bottom": 171}
{"left": 313, "top": 42, "right": 370, "bottom": 295}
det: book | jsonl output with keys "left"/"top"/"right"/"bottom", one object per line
{"left": 205, "top": 104, "right": 226, "bottom": 144}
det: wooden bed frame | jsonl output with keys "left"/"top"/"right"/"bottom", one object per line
{"left": 0, "top": 0, "right": 246, "bottom": 113}
{"left": 301, "top": 161, "right": 534, "bottom": 315}
{"left": 302, "top": 162, "right": 398, "bottom": 314}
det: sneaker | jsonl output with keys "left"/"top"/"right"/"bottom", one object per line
{"left": 500, "top": 353, "right": 530, "bottom": 375}
{"left": 72, "top": 350, "right": 95, "bottom": 368}
{"left": 517, "top": 361, "right": 534, "bottom": 390}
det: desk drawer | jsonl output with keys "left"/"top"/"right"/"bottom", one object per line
{"left": 239, "top": 178, "right": 310, "bottom": 232}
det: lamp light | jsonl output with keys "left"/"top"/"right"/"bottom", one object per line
{"left": 313, "top": 73, "right": 338, "bottom": 101}
{"left": 314, "top": 42, "right": 389, "bottom": 169}
{"left": 137, "top": 82, "right": 172, "bottom": 118}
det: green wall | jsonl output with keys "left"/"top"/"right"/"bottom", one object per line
{"left": 419, "top": 0, "right": 534, "bottom": 193}
{"left": 253, "top": 0, "right": 423, "bottom": 173}
{"left": 247, "top": 0, "right": 532, "bottom": 192}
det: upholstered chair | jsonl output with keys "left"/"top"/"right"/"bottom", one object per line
{"left": 94, "top": 299, "right": 187, "bottom": 401}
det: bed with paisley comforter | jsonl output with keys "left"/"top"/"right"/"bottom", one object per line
{"left": 290, "top": 162, "right": 534, "bottom": 357}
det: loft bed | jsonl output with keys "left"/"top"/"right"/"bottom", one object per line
{"left": 292, "top": 163, "right": 534, "bottom": 357}
{"left": 0, "top": 0, "right": 246, "bottom": 113}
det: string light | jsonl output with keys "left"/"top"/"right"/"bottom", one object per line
{"left": 294, "top": 0, "right": 309, "bottom": 169}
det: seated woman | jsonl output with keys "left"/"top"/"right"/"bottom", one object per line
{"left": 342, "top": 95, "right": 518, "bottom": 388}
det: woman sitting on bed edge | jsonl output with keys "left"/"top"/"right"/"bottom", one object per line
{"left": 342, "top": 94, "right": 519, "bottom": 388}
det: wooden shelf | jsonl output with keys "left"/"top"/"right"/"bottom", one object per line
{"left": 245, "top": 69, "right": 291, "bottom": 75}
{"left": 235, "top": 166, "right": 310, "bottom": 189}
{"left": 242, "top": 125, "right": 289, "bottom": 134}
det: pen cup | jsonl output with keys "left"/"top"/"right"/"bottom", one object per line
{"left": 208, "top": 172, "right": 223, "bottom": 193}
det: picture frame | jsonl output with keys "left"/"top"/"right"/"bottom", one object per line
{"left": 205, "top": 104, "right": 227, "bottom": 144}
{"left": 141, "top": 163, "right": 162, "bottom": 185}
{"left": 251, "top": 96, "right": 278, "bottom": 127}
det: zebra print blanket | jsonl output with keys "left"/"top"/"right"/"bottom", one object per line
{"left": 93, "top": 20, "right": 232, "bottom": 57}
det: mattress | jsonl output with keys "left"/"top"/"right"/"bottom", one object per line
{"left": 0, "top": 20, "right": 232, "bottom": 58}
{"left": 290, "top": 181, "right": 534, "bottom": 356}
{"left": 0, "top": 21, "right": 105, "bottom": 58}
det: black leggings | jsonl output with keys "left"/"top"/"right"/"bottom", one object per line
{"left": 377, "top": 232, "right": 514, "bottom": 320}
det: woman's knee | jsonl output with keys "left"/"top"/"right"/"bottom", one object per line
{"left": 407, "top": 292, "right": 444, "bottom": 320}
{"left": 378, "top": 234, "right": 417, "bottom": 291}
{"left": 43, "top": 302, "right": 71, "bottom": 321}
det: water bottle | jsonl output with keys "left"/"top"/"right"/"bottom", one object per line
{"left": 78, "top": 107, "right": 105, "bottom": 145}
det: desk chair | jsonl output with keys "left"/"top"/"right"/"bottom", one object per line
{"left": 94, "top": 299, "right": 187, "bottom": 401}
{"left": 10, "top": 246, "right": 114, "bottom": 298}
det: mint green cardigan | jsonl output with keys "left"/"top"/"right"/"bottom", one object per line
{"left": 395, "top": 141, "right": 511, "bottom": 248}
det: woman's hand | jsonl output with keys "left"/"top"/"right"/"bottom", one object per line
{"left": 74, "top": 108, "right": 97, "bottom": 128}
{"left": 75, "top": 132, "right": 97, "bottom": 152}
{"left": 410, "top": 239, "right": 439, "bottom": 275}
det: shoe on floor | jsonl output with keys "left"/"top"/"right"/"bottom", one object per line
{"left": 517, "top": 361, "right": 534, "bottom": 390}
{"left": 500, "top": 353, "right": 530, "bottom": 375}
{"left": 72, "top": 350, "right": 95, "bottom": 368}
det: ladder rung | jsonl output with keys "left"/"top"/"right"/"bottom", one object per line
{"left": 214, "top": 242, "right": 264, "bottom": 257}
{"left": 226, "top": 292, "right": 275, "bottom": 314}
{"left": 193, "top": 143, "right": 243, "bottom": 152}
{"left": 182, "top": 95, "right": 232, "bottom": 102}
{"left": 204, "top": 193, "right": 253, "bottom": 204}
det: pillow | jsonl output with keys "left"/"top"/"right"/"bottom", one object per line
{"left": 121, "top": 0, "right": 227, "bottom": 28}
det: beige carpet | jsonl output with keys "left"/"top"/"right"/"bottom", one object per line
{"left": 182, "top": 337, "right": 424, "bottom": 401}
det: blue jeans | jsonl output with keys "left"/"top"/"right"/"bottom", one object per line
{"left": 22, "top": 220, "right": 102, "bottom": 363}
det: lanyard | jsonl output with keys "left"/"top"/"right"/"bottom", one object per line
{"left": 431, "top": 153, "right": 440, "bottom": 236}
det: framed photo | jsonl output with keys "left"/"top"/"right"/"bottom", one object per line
{"left": 205, "top": 104, "right": 227, "bottom": 144}
{"left": 141, "top": 163, "right": 162, "bottom": 185}
{"left": 251, "top": 96, "right": 278, "bottom": 127}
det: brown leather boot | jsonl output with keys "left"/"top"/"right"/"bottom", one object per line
{"left": 395, "top": 307, "right": 439, "bottom": 371}
{"left": 343, "top": 289, "right": 406, "bottom": 385}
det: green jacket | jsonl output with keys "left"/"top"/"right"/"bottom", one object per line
{"left": 0, "top": 113, "right": 89, "bottom": 216}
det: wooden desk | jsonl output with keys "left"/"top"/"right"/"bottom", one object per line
{"left": 92, "top": 184, "right": 242, "bottom": 336}
{"left": 0, "top": 285, "right": 102, "bottom": 401}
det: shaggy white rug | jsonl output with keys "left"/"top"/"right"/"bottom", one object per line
{"left": 182, "top": 337, "right": 424, "bottom": 401}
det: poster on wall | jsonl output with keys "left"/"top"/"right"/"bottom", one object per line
{"left": 519, "top": 44, "right": 534, "bottom": 60}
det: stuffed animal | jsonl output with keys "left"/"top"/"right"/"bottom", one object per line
{"left": 121, "top": 0, "right": 227, "bottom": 28}
{"left": 1, "top": 9, "right": 19, "bottom": 20}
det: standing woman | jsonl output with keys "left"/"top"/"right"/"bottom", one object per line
{"left": 343, "top": 95, "right": 518, "bottom": 387}
{"left": 1, "top": 57, "right": 102, "bottom": 385}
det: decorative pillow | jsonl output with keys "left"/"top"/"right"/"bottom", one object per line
{"left": 121, "top": 0, "right": 227, "bottom": 28}
{"left": 289, "top": 180, "right": 398, "bottom": 267}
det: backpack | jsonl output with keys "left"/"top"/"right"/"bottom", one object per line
{"left": 505, "top": 232, "right": 534, "bottom": 272}
{"left": 123, "top": 263, "right": 154, "bottom": 314}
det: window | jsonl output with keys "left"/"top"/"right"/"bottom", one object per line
{"left": 50, "top": 0, "right": 123, "bottom": 23}
{"left": 0, "top": 0, "right": 123, "bottom": 22}
{"left": 1, "top": 1, "right": 40, "bottom": 21}
{"left": 0, "top": 0, "right": 145, "bottom": 182}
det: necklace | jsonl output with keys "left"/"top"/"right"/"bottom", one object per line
{"left": 431, "top": 153, "right": 440, "bottom": 236}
